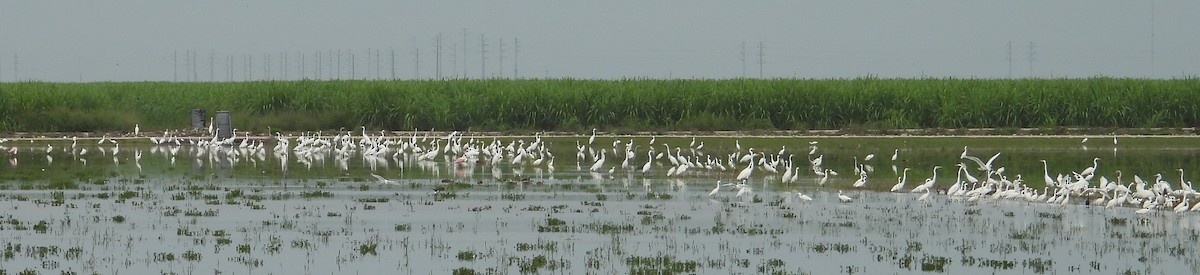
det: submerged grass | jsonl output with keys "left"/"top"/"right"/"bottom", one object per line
{"left": 2, "top": 77, "right": 1198, "bottom": 132}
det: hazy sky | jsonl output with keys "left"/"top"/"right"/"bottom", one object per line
{"left": 1, "top": 1, "right": 1196, "bottom": 82}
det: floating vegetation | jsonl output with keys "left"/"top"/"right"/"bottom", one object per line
{"left": 299, "top": 190, "right": 333, "bottom": 198}
{"left": 627, "top": 255, "right": 700, "bottom": 274}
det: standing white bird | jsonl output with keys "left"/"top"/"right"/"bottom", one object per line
{"left": 911, "top": 166, "right": 942, "bottom": 193}
{"left": 853, "top": 174, "right": 868, "bottom": 188}
{"left": 1080, "top": 157, "right": 1100, "bottom": 177}
{"left": 891, "top": 149, "right": 899, "bottom": 161}
{"left": 736, "top": 153, "right": 757, "bottom": 181}
{"left": 795, "top": 191, "right": 813, "bottom": 201}
{"left": 589, "top": 150, "right": 606, "bottom": 172}
{"left": 709, "top": 180, "right": 724, "bottom": 197}
{"left": 917, "top": 188, "right": 932, "bottom": 202}
{"left": 863, "top": 153, "right": 875, "bottom": 161}
{"left": 891, "top": 168, "right": 910, "bottom": 192}
{"left": 837, "top": 190, "right": 853, "bottom": 203}
{"left": 640, "top": 151, "right": 653, "bottom": 174}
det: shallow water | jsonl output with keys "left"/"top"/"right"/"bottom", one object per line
{"left": 0, "top": 135, "right": 1198, "bottom": 274}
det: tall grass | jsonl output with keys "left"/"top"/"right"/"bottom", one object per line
{"left": 1, "top": 77, "right": 1197, "bottom": 132}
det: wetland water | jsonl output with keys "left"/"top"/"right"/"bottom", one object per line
{"left": 1, "top": 134, "right": 1198, "bottom": 274}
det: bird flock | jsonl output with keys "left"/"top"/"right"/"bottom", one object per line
{"left": 1, "top": 127, "right": 1198, "bottom": 214}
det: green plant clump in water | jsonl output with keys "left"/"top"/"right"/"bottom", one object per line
{"left": 921, "top": 255, "right": 950, "bottom": 272}
{"left": 300, "top": 190, "right": 333, "bottom": 199}
{"left": 357, "top": 242, "right": 378, "bottom": 256}
{"left": 456, "top": 250, "right": 477, "bottom": 261}
{"left": 626, "top": 255, "right": 700, "bottom": 274}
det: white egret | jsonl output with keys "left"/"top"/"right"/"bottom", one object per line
{"left": 837, "top": 190, "right": 853, "bottom": 203}
{"left": 736, "top": 153, "right": 757, "bottom": 181}
{"left": 890, "top": 168, "right": 910, "bottom": 192}
{"left": 911, "top": 166, "right": 942, "bottom": 193}
{"left": 709, "top": 180, "right": 724, "bottom": 197}
{"left": 917, "top": 188, "right": 932, "bottom": 202}
{"left": 370, "top": 173, "right": 398, "bottom": 185}
{"left": 890, "top": 149, "right": 899, "bottom": 161}
{"left": 1080, "top": 157, "right": 1100, "bottom": 177}
{"left": 1040, "top": 160, "right": 1055, "bottom": 187}
{"left": 640, "top": 151, "right": 653, "bottom": 174}
{"left": 853, "top": 174, "right": 868, "bottom": 188}
{"left": 795, "top": 191, "right": 813, "bottom": 201}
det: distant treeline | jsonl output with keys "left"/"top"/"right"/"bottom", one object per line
{"left": 1, "top": 78, "right": 1197, "bottom": 133}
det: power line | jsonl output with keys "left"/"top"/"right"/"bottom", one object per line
{"left": 1006, "top": 41, "right": 1012, "bottom": 78}
{"left": 513, "top": 38, "right": 520, "bottom": 78}
{"left": 498, "top": 37, "right": 505, "bottom": 78}
{"left": 435, "top": 33, "right": 443, "bottom": 79}
{"left": 480, "top": 34, "right": 487, "bottom": 79}
{"left": 740, "top": 42, "right": 746, "bottom": 78}
{"left": 450, "top": 44, "right": 457, "bottom": 79}
{"left": 1026, "top": 42, "right": 1035, "bottom": 78}
{"left": 757, "top": 41, "right": 764, "bottom": 78}
{"left": 412, "top": 43, "right": 419, "bottom": 79}
{"left": 462, "top": 29, "right": 469, "bottom": 79}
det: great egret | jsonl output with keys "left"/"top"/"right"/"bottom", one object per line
{"left": 890, "top": 168, "right": 910, "bottom": 192}
{"left": 640, "top": 151, "right": 653, "bottom": 174}
{"left": 371, "top": 173, "right": 398, "bottom": 185}
{"left": 891, "top": 149, "right": 899, "bottom": 161}
{"left": 589, "top": 150, "right": 606, "bottom": 172}
{"left": 709, "top": 180, "right": 724, "bottom": 197}
{"left": 736, "top": 153, "right": 757, "bottom": 181}
{"left": 735, "top": 180, "right": 752, "bottom": 198}
{"left": 1040, "top": 160, "right": 1055, "bottom": 187}
{"left": 853, "top": 174, "right": 868, "bottom": 188}
{"left": 795, "top": 192, "right": 813, "bottom": 201}
{"left": 780, "top": 156, "right": 793, "bottom": 184}
{"left": 837, "top": 190, "right": 853, "bottom": 203}
{"left": 588, "top": 128, "right": 597, "bottom": 145}
{"left": 911, "top": 166, "right": 942, "bottom": 193}
{"left": 917, "top": 188, "right": 932, "bottom": 202}
{"left": 1080, "top": 157, "right": 1100, "bottom": 177}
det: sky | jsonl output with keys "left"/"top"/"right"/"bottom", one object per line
{"left": 0, "top": 1, "right": 1197, "bottom": 82}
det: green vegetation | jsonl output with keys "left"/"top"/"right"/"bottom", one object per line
{"left": 2, "top": 78, "right": 1198, "bottom": 132}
